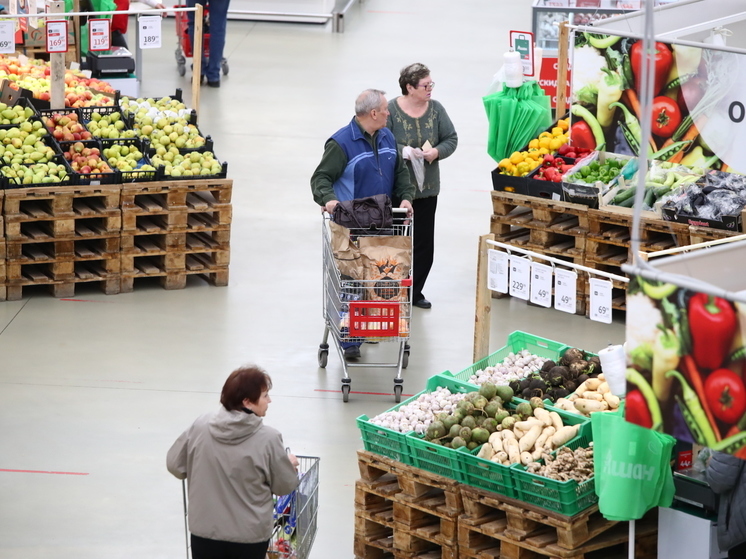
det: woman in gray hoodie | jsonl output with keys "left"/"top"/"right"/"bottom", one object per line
{"left": 706, "top": 450, "right": 746, "bottom": 557}
{"left": 167, "top": 366, "right": 300, "bottom": 558}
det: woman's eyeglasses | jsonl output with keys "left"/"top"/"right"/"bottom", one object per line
{"left": 416, "top": 82, "right": 435, "bottom": 90}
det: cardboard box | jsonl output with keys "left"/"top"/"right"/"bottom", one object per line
{"left": 23, "top": 23, "right": 76, "bottom": 47}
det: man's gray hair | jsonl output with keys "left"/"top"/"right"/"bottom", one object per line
{"left": 355, "top": 89, "right": 386, "bottom": 116}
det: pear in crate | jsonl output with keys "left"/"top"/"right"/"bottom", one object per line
{"left": 44, "top": 111, "right": 92, "bottom": 142}
{"left": 103, "top": 143, "right": 150, "bottom": 172}
{"left": 0, "top": 102, "right": 35, "bottom": 125}
{"left": 151, "top": 147, "right": 222, "bottom": 177}
{"left": 87, "top": 110, "right": 137, "bottom": 139}
{"left": 0, "top": 126, "right": 54, "bottom": 164}
{"left": 2, "top": 161, "right": 69, "bottom": 184}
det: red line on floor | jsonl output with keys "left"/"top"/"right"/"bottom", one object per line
{"left": 0, "top": 468, "right": 89, "bottom": 475}
{"left": 314, "top": 389, "right": 414, "bottom": 397}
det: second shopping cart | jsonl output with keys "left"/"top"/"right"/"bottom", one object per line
{"left": 319, "top": 208, "right": 412, "bottom": 402}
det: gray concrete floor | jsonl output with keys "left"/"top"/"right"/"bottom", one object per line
{"left": 0, "top": 1, "right": 626, "bottom": 557}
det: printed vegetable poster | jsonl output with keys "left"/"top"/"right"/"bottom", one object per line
{"left": 626, "top": 277, "right": 746, "bottom": 457}
{"left": 571, "top": 32, "right": 746, "bottom": 174}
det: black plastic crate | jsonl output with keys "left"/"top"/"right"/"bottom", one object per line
{"left": 149, "top": 150, "right": 228, "bottom": 181}
{"left": 100, "top": 137, "right": 160, "bottom": 182}
{"left": 1, "top": 154, "right": 75, "bottom": 189}
{"left": 58, "top": 139, "right": 121, "bottom": 185}
{"left": 78, "top": 105, "right": 136, "bottom": 139}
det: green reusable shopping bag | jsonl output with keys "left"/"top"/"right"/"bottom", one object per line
{"left": 592, "top": 406, "right": 676, "bottom": 521}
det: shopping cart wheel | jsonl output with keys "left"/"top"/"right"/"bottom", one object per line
{"left": 317, "top": 345, "right": 328, "bottom": 368}
{"left": 221, "top": 58, "right": 229, "bottom": 76}
{"left": 177, "top": 63, "right": 186, "bottom": 77}
{"left": 402, "top": 351, "right": 409, "bottom": 369}
{"left": 393, "top": 384, "right": 403, "bottom": 403}
{"left": 175, "top": 47, "right": 186, "bottom": 65}
{"left": 341, "top": 383, "right": 350, "bottom": 402}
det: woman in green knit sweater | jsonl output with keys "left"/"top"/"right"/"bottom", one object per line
{"left": 387, "top": 63, "right": 458, "bottom": 309}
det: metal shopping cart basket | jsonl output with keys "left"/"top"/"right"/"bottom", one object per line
{"left": 318, "top": 209, "right": 412, "bottom": 402}
{"left": 181, "top": 455, "right": 320, "bottom": 559}
{"left": 174, "top": 4, "right": 229, "bottom": 78}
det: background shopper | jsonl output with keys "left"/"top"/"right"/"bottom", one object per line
{"left": 187, "top": 0, "right": 229, "bottom": 87}
{"left": 311, "top": 88, "right": 414, "bottom": 360}
{"left": 706, "top": 450, "right": 746, "bottom": 557}
{"left": 386, "top": 63, "right": 458, "bottom": 309}
{"left": 167, "top": 366, "right": 299, "bottom": 559}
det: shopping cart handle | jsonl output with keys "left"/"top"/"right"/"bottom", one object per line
{"left": 401, "top": 278, "right": 412, "bottom": 287}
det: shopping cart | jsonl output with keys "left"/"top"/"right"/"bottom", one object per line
{"left": 174, "top": 4, "right": 230, "bottom": 78}
{"left": 180, "top": 455, "right": 320, "bottom": 559}
{"left": 318, "top": 209, "right": 412, "bottom": 403}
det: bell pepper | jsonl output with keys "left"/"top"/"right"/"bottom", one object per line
{"left": 570, "top": 120, "right": 596, "bottom": 151}
{"left": 652, "top": 327, "right": 680, "bottom": 401}
{"left": 689, "top": 293, "right": 737, "bottom": 371}
{"left": 626, "top": 367, "right": 663, "bottom": 430}
{"left": 626, "top": 390, "right": 653, "bottom": 429}
{"left": 630, "top": 41, "right": 673, "bottom": 97}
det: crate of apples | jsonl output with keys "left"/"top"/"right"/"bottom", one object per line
{"left": 43, "top": 111, "right": 93, "bottom": 142}
{"left": 61, "top": 140, "right": 117, "bottom": 183}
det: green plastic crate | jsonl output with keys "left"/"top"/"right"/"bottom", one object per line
{"left": 458, "top": 400, "right": 589, "bottom": 498}
{"left": 448, "top": 331, "right": 569, "bottom": 384}
{"left": 357, "top": 373, "right": 475, "bottom": 466}
{"left": 512, "top": 421, "right": 596, "bottom": 516}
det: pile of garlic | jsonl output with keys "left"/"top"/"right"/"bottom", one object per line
{"left": 468, "top": 350, "right": 548, "bottom": 386}
{"left": 368, "top": 387, "right": 467, "bottom": 435}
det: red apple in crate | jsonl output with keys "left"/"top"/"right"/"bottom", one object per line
{"left": 44, "top": 112, "right": 92, "bottom": 142}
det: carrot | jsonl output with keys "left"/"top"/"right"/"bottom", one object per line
{"left": 668, "top": 120, "right": 704, "bottom": 163}
{"left": 622, "top": 89, "right": 641, "bottom": 120}
{"left": 682, "top": 354, "right": 721, "bottom": 441}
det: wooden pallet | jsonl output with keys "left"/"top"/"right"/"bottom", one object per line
{"left": 4, "top": 215, "right": 122, "bottom": 241}
{"left": 458, "top": 516, "right": 657, "bottom": 559}
{"left": 491, "top": 191, "right": 589, "bottom": 230}
{"left": 121, "top": 178, "right": 233, "bottom": 212}
{"left": 688, "top": 225, "right": 742, "bottom": 245}
{"left": 3, "top": 184, "right": 120, "bottom": 219}
{"left": 393, "top": 528, "right": 458, "bottom": 559}
{"left": 394, "top": 501, "right": 458, "bottom": 547}
{"left": 358, "top": 451, "right": 463, "bottom": 518}
{"left": 6, "top": 236, "right": 120, "bottom": 263}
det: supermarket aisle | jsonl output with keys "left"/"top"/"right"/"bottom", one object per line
{"left": 0, "top": 2, "right": 626, "bottom": 558}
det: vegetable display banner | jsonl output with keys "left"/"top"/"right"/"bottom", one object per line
{"left": 571, "top": 32, "right": 745, "bottom": 174}
{"left": 626, "top": 277, "right": 746, "bottom": 457}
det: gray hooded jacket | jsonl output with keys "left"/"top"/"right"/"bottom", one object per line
{"left": 706, "top": 450, "right": 746, "bottom": 552}
{"left": 167, "top": 406, "right": 299, "bottom": 544}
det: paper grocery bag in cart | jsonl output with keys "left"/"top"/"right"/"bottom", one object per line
{"left": 358, "top": 235, "right": 412, "bottom": 302}
{"left": 329, "top": 221, "right": 364, "bottom": 280}
{"left": 592, "top": 407, "right": 676, "bottom": 521}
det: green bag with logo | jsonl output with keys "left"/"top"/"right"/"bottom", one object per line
{"left": 592, "top": 405, "right": 676, "bottom": 521}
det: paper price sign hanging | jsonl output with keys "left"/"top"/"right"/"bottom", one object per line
{"left": 508, "top": 255, "right": 530, "bottom": 300}
{"left": 529, "top": 262, "right": 552, "bottom": 308}
{"left": 487, "top": 249, "right": 509, "bottom": 294}
{"left": 589, "top": 278, "right": 613, "bottom": 324}
{"left": 46, "top": 20, "right": 68, "bottom": 53}
{"left": 0, "top": 20, "right": 15, "bottom": 54}
{"left": 88, "top": 18, "right": 111, "bottom": 52}
{"left": 139, "top": 15, "right": 162, "bottom": 49}
{"left": 554, "top": 268, "right": 577, "bottom": 314}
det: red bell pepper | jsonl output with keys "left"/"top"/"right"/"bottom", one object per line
{"left": 570, "top": 121, "right": 596, "bottom": 151}
{"left": 626, "top": 389, "right": 653, "bottom": 428}
{"left": 630, "top": 41, "right": 673, "bottom": 97}
{"left": 688, "top": 293, "right": 737, "bottom": 371}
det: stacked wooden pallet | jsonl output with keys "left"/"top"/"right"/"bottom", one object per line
{"left": 120, "top": 178, "right": 231, "bottom": 292}
{"left": 4, "top": 184, "right": 122, "bottom": 301}
{"left": 0, "top": 178, "right": 232, "bottom": 300}
{"left": 354, "top": 451, "right": 657, "bottom": 559}
{"left": 355, "top": 451, "right": 461, "bottom": 559}
{"left": 490, "top": 190, "right": 743, "bottom": 314}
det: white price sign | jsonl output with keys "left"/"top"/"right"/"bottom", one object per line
{"left": 509, "top": 255, "right": 530, "bottom": 300}
{"left": 46, "top": 20, "right": 67, "bottom": 53}
{"left": 589, "top": 278, "right": 613, "bottom": 324}
{"left": 88, "top": 18, "right": 111, "bottom": 52}
{"left": 0, "top": 20, "right": 15, "bottom": 54}
{"left": 530, "top": 262, "right": 552, "bottom": 308}
{"left": 138, "top": 15, "right": 162, "bottom": 49}
{"left": 554, "top": 268, "right": 577, "bottom": 314}
{"left": 487, "top": 249, "right": 509, "bottom": 294}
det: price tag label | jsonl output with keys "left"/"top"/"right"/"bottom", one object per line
{"left": 46, "top": 20, "right": 67, "bottom": 53}
{"left": 0, "top": 20, "right": 15, "bottom": 54}
{"left": 529, "top": 262, "right": 552, "bottom": 308}
{"left": 509, "top": 255, "right": 530, "bottom": 300}
{"left": 589, "top": 278, "right": 613, "bottom": 324}
{"left": 554, "top": 268, "right": 577, "bottom": 314}
{"left": 88, "top": 18, "right": 110, "bottom": 52}
{"left": 139, "top": 15, "right": 162, "bottom": 49}
{"left": 487, "top": 249, "right": 509, "bottom": 294}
